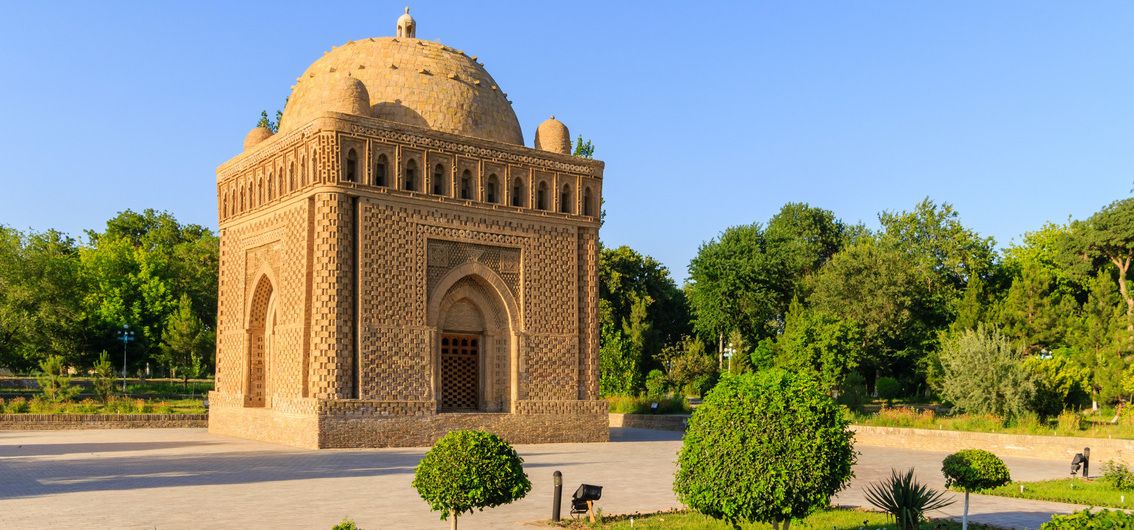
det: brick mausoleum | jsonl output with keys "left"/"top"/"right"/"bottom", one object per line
{"left": 208, "top": 9, "right": 607, "bottom": 448}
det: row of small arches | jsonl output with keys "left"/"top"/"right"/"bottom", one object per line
{"left": 344, "top": 148, "right": 595, "bottom": 216}
{"left": 222, "top": 152, "right": 321, "bottom": 217}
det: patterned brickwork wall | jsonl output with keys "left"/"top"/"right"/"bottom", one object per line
{"left": 214, "top": 200, "right": 311, "bottom": 402}
{"left": 427, "top": 239, "right": 520, "bottom": 300}
{"left": 309, "top": 192, "right": 355, "bottom": 399}
{"left": 318, "top": 410, "right": 608, "bottom": 448}
{"left": 358, "top": 326, "right": 431, "bottom": 401}
{"left": 524, "top": 334, "right": 579, "bottom": 401}
{"left": 578, "top": 227, "right": 600, "bottom": 399}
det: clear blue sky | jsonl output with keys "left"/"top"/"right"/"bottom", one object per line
{"left": 2, "top": 2, "right": 1131, "bottom": 283}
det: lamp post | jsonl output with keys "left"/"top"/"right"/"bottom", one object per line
{"left": 117, "top": 325, "right": 135, "bottom": 393}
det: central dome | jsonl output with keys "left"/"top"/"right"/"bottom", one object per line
{"left": 279, "top": 35, "right": 523, "bottom": 145}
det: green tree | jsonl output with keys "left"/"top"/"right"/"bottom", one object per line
{"left": 1023, "top": 351, "right": 1090, "bottom": 418}
{"left": 1076, "top": 198, "right": 1134, "bottom": 342}
{"left": 157, "top": 294, "right": 210, "bottom": 385}
{"left": 81, "top": 210, "right": 218, "bottom": 375}
{"left": 878, "top": 198, "right": 997, "bottom": 304}
{"left": 1070, "top": 271, "right": 1126, "bottom": 409}
{"left": 934, "top": 326, "right": 1033, "bottom": 418}
{"left": 91, "top": 351, "right": 116, "bottom": 402}
{"left": 807, "top": 236, "right": 932, "bottom": 387}
{"left": 412, "top": 430, "right": 531, "bottom": 530}
{"left": 36, "top": 354, "right": 79, "bottom": 403}
{"left": 775, "top": 301, "right": 865, "bottom": 394}
{"left": 572, "top": 135, "right": 595, "bottom": 159}
{"left": 0, "top": 228, "right": 88, "bottom": 371}
{"left": 764, "top": 202, "right": 845, "bottom": 291}
{"left": 674, "top": 370, "right": 855, "bottom": 530}
{"left": 663, "top": 336, "right": 717, "bottom": 396}
{"left": 257, "top": 109, "right": 283, "bottom": 133}
{"left": 942, "top": 449, "right": 1011, "bottom": 530}
{"left": 598, "top": 245, "right": 689, "bottom": 394}
{"left": 687, "top": 224, "right": 787, "bottom": 359}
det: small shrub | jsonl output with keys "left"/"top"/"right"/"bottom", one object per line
{"left": 153, "top": 401, "right": 173, "bottom": 414}
{"left": 838, "top": 371, "right": 870, "bottom": 412}
{"left": 874, "top": 406, "right": 935, "bottom": 428}
{"left": 1102, "top": 460, "right": 1134, "bottom": 491}
{"left": 133, "top": 399, "right": 149, "bottom": 413}
{"left": 69, "top": 399, "right": 100, "bottom": 414}
{"left": 943, "top": 449, "right": 1011, "bottom": 529}
{"left": 1041, "top": 508, "right": 1134, "bottom": 529}
{"left": 330, "top": 518, "right": 358, "bottom": 530}
{"left": 605, "top": 395, "right": 688, "bottom": 414}
{"left": 412, "top": 430, "right": 531, "bottom": 525}
{"left": 5, "top": 396, "right": 29, "bottom": 413}
{"left": 687, "top": 372, "right": 719, "bottom": 398}
{"left": 644, "top": 369, "right": 670, "bottom": 399}
{"left": 91, "top": 351, "right": 116, "bottom": 402}
{"left": 27, "top": 397, "right": 61, "bottom": 414}
{"left": 876, "top": 376, "right": 902, "bottom": 402}
{"left": 1056, "top": 411, "right": 1082, "bottom": 434}
{"left": 864, "top": 468, "right": 953, "bottom": 530}
{"left": 674, "top": 370, "right": 856, "bottom": 528}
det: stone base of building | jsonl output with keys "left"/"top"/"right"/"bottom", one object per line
{"left": 207, "top": 392, "right": 609, "bottom": 449}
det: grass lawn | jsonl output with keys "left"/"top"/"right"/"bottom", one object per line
{"left": 548, "top": 508, "right": 998, "bottom": 529}
{"left": 982, "top": 478, "right": 1134, "bottom": 509}
{"left": 852, "top": 406, "right": 1134, "bottom": 439}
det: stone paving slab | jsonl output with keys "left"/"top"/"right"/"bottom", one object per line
{"left": 0, "top": 428, "right": 1090, "bottom": 529}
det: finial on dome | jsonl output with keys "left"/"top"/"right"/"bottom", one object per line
{"left": 397, "top": 6, "right": 416, "bottom": 38}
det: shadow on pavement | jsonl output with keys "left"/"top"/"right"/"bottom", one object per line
{"left": 0, "top": 441, "right": 222, "bottom": 458}
{"left": 609, "top": 427, "right": 682, "bottom": 443}
{"left": 0, "top": 449, "right": 425, "bottom": 499}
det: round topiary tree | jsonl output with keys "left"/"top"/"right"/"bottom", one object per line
{"left": 942, "top": 449, "right": 1011, "bottom": 530}
{"left": 674, "top": 369, "right": 856, "bottom": 530}
{"left": 413, "top": 430, "right": 531, "bottom": 529}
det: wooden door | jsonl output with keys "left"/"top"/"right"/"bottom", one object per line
{"left": 440, "top": 333, "right": 479, "bottom": 411}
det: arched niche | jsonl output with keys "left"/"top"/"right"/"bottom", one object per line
{"left": 245, "top": 274, "right": 276, "bottom": 408}
{"left": 428, "top": 263, "right": 521, "bottom": 413}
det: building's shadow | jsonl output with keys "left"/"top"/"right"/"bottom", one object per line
{"left": 0, "top": 448, "right": 425, "bottom": 499}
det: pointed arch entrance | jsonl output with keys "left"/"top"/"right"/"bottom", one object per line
{"left": 246, "top": 275, "right": 276, "bottom": 408}
{"left": 429, "top": 262, "right": 520, "bottom": 413}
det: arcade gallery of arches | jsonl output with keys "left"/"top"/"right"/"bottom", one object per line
{"left": 208, "top": 10, "right": 607, "bottom": 448}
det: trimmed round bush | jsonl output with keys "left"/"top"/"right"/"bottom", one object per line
{"left": 674, "top": 369, "right": 856, "bottom": 528}
{"left": 412, "top": 430, "right": 531, "bottom": 524}
{"left": 942, "top": 449, "right": 1011, "bottom": 491}
{"left": 942, "top": 449, "right": 1011, "bottom": 529}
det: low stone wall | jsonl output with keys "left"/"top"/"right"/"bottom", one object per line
{"left": 0, "top": 413, "right": 208, "bottom": 430}
{"left": 851, "top": 425, "right": 1134, "bottom": 464}
{"left": 608, "top": 413, "right": 689, "bottom": 432}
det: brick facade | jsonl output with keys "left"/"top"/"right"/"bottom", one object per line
{"left": 209, "top": 13, "right": 606, "bottom": 448}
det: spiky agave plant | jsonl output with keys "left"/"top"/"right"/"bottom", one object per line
{"left": 864, "top": 468, "right": 955, "bottom": 530}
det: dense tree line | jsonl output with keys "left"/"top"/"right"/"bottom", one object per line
{"left": 601, "top": 196, "right": 1134, "bottom": 417}
{"left": 0, "top": 210, "right": 217, "bottom": 378}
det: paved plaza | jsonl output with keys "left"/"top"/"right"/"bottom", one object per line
{"left": 0, "top": 428, "right": 1087, "bottom": 529}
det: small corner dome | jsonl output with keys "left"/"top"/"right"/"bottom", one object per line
{"left": 321, "top": 75, "right": 371, "bottom": 117}
{"left": 534, "top": 115, "right": 571, "bottom": 155}
{"left": 243, "top": 126, "right": 274, "bottom": 150}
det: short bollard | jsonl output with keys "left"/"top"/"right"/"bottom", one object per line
{"left": 552, "top": 470, "right": 563, "bottom": 522}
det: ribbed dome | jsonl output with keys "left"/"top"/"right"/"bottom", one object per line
{"left": 534, "top": 116, "right": 571, "bottom": 155}
{"left": 243, "top": 126, "right": 274, "bottom": 151}
{"left": 279, "top": 37, "right": 523, "bottom": 145}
